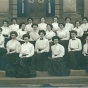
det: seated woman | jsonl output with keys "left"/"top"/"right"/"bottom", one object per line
{"left": 2, "top": 31, "right": 21, "bottom": 77}
{"left": 82, "top": 36, "right": 88, "bottom": 72}
{"left": 52, "top": 16, "right": 60, "bottom": 32}
{"left": 38, "top": 17, "right": 47, "bottom": 31}
{"left": 29, "top": 24, "right": 39, "bottom": 46}
{"left": 16, "top": 34, "right": 35, "bottom": 78}
{"left": 57, "top": 23, "right": 69, "bottom": 50}
{"left": 45, "top": 24, "right": 56, "bottom": 46}
{"left": 35, "top": 30, "right": 49, "bottom": 71}
{"left": 1, "top": 20, "right": 11, "bottom": 47}
{"left": 48, "top": 36, "right": 70, "bottom": 76}
{"left": 73, "top": 21, "right": 84, "bottom": 40}
{"left": 68, "top": 30, "right": 82, "bottom": 69}
{"left": 17, "top": 22, "right": 27, "bottom": 44}
{"left": 0, "top": 28, "right": 7, "bottom": 69}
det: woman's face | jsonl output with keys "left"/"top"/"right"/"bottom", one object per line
{"left": 59, "top": 24, "right": 64, "bottom": 29}
{"left": 33, "top": 25, "right": 38, "bottom": 30}
{"left": 28, "top": 19, "right": 32, "bottom": 24}
{"left": 40, "top": 32, "right": 44, "bottom": 38}
{"left": 12, "top": 19, "right": 16, "bottom": 24}
{"left": 54, "top": 18, "right": 58, "bottom": 22}
{"left": 11, "top": 34, "right": 16, "bottom": 39}
{"left": 76, "top": 22, "right": 80, "bottom": 27}
{"left": 41, "top": 18, "right": 45, "bottom": 23}
{"left": 66, "top": 18, "right": 71, "bottom": 23}
{"left": 24, "top": 37, "right": 29, "bottom": 43}
{"left": 3, "top": 22, "right": 8, "bottom": 27}
{"left": 83, "top": 19, "right": 87, "bottom": 24}
{"left": 47, "top": 25, "right": 51, "bottom": 31}
{"left": 54, "top": 39, "right": 59, "bottom": 44}
{"left": 21, "top": 24, "right": 26, "bottom": 29}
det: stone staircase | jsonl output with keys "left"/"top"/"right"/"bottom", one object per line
{"left": 0, "top": 70, "right": 88, "bottom": 87}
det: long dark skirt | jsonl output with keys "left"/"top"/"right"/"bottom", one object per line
{"left": 1, "top": 53, "right": 19, "bottom": 77}
{"left": 34, "top": 52, "right": 49, "bottom": 71}
{"left": 15, "top": 57, "right": 36, "bottom": 78}
{"left": 48, "top": 57, "right": 70, "bottom": 76}
{"left": 0, "top": 48, "right": 7, "bottom": 70}
{"left": 68, "top": 51, "right": 82, "bottom": 69}
{"left": 84, "top": 56, "right": 88, "bottom": 72}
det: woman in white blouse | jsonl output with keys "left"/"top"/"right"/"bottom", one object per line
{"left": 57, "top": 23, "right": 69, "bottom": 51}
{"left": 29, "top": 24, "right": 39, "bottom": 46}
{"left": 48, "top": 36, "right": 70, "bottom": 76}
{"left": 38, "top": 17, "right": 47, "bottom": 31}
{"left": 16, "top": 34, "right": 35, "bottom": 78}
{"left": 9, "top": 18, "right": 19, "bottom": 32}
{"left": 2, "top": 31, "right": 21, "bottom": 77}
{"left": 17, "top": 22, "right": 27, "bottom": 44}
{"left": 82, "top": 36, "right": 88, "bottom": 72}
{"left": 35, "top": 30, "right": 49, "bottom": 71}
{"left": 52, "top": 16, "right": 60, "bottom": 32}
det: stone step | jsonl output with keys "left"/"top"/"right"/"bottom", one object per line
{"left": 0, "top": 71, "right": 6, "bottom": 77}
{"left": 70, "top": 70, "right": 88, "bottom": 76}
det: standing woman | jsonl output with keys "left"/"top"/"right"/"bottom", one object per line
{"left": 29, "top": 24, "right": 39, "bottom": 46}
{"left": 2, "top": 31, "right": 21, "bottom": 77}
{"left": 9, "top": 18, "right": 19, "bottom": 32}
{"left": 16, "top": 34, "right": 35, "bottom": 78}
{"left": 49, "top": 36, "right": 70, "bottom": 76}
{"left": 17, "top": 22, "right": 27, "bottom": 44}
{"left": 35, "top": 30, "right": 49, "bottom": 71}
{"left": 38, "top": 17, "right": 47, "bottom": 31}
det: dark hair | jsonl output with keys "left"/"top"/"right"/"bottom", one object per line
{"left": 0, "top": 28, "right": 2, "bottom": 31}
{"left": 19, "top": 22, "right": 26, "bottom": 29}
{"left": 10, "top": 31, "right": 18, "bottom": 37}
{"left": 53, "top": 16, "right": 58, "bottom": 21}
{"left": 59, "top": 23, "right": 65, "bottom": 27}
{"left": 2, "top": 20, "right": 9, "bottom": 24}
{"left": 22, "top": 34, "right": 30, "bottom": 40}
{"left": 31, "top": 23, "right": 38, "bottom": 28}
{"left": 75, "top": 20, "right": 81, "bottom": 25}
{"left": 65, "top": 17, "right": 71, "bottom": 21}
{"left": 47, "top": 24, "right": 53, "bottom": 30}
{"left": 11, "top": 18, "right": 17, "bottom": 22}
{"left": 27, "top": 17, "right": 33, "bottom": 21}
{"left": 52, "top": 36, "right": 60, "bottom": 42}
{"left": 70, "top": 30, "right": 77, "bottom": 35}
{"left": 82, "top": 17, "right": 88, "bottom": 21}
{"left": 38, "top": 30, "right": 46, "bottom": 35}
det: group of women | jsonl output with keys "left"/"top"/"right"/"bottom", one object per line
{"left": 0, "top": 16, "right": 88, "bottom": 78}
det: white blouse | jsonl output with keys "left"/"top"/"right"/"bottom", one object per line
{"left": 65, "top": 23, "right": 74, "bottom": 31}
{"left": 9, "top": 24, "right": 19, "bottom": 32}
{"left": 68, "top": 38, "right": 82, "bottom": 52}
{"left": 45, "top": 30, "right": 56, "bottom": 41}
{"left": 51, "top": 44, "right": 65, "bottom": 58}
{"left": 30, "top": 31, "right": 39, "bottom": 41}
{"left": 57, "top": 28, "right": 69, "bottom": 40}
{"left": 81, "top": 23, "right": 88, "bottom": 31}
{"left": 1, "top": 26, "right": 10, "bottom": 37}
{"left": 17, "top": 29, "right": 27, "bottom": 41}
{"left": 52, "top": 22, "right": 60, "bottom": 32}
{"left": 73, "top": 27, "right": 84, "bottom": 37}
{"left": 0, "top": 34, "right": 5, "bottom": 48}
{"left": 35, "top": 38, "right": 49, "bottom": 52}
{"left": 38, "top": 23, "right": 47, "bottom": 31}
{"left": 6, "top": 39, "right": 21, "bottom": 53}
{"left": 25, "top": 23, "right": 33, "bottom": 32}
{"left": 19, "top": 42, "right": 34, "bottom": 58}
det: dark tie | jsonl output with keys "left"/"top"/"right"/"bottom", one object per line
{"left": 40, "top": 38, "right": 43, "bottom": 40}
{"left": 72, "top": 39, "right": 75, "bottom": 40}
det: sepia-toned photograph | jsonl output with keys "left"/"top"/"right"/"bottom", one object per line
{"left": 0, "top": 0, "right": 88, "bottom": 87}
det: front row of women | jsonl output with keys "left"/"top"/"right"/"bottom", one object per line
{"left": 0, "top": 29, "right": 88, "bottom": 78}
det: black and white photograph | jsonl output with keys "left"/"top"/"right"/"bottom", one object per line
{"left": 0, "top": 0, "right": 88, "bottom": 87}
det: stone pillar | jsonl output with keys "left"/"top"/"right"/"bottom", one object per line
{"left": 84, "top": 0, "right": 88, "bottom": 17}
{"left": 63, "top": 0, "right": 81, "bottom": 18}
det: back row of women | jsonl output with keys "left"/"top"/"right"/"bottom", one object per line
{"left": 0, "top": 16, "right": 88, "bottom": 78}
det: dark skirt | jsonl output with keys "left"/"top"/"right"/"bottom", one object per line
{"left": 48, "top": 57, "right": 70, "bottom": 76}
{"left": 34, "top": 52, "right": 49, "bottom": 71}
{"left": 15, "top": 56, "right": 36, "bottom": 78}
{"left": 84, "top": 56, "right": 88, "bottom": 72}
{"left": 1, "top": 53, "right": 19, "bottom": 77}
{"left": 68, "top": 51, "right": 82, "bottom": 69}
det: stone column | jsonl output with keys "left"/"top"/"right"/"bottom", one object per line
{"left": 63, "top": 0, "right": 81, "bottom": 18}
{"left": 84, "top": 0, "right": 88, "bottom": 17}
